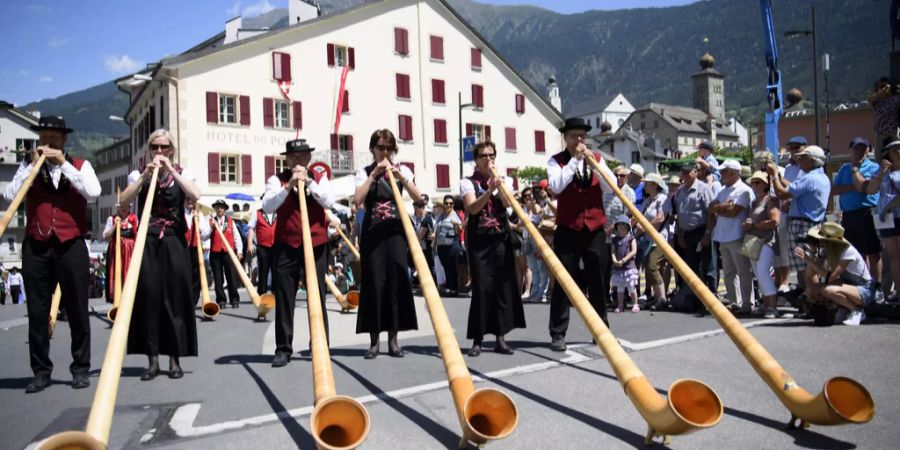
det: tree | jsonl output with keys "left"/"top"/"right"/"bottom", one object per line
{"left": 515, "top": 166, "right": 547, "bottom": 184}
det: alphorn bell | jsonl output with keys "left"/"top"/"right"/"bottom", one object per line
{"left": 0, "top": 154, "right": 45, "bottom": 237}
{"left": 298, "top": 182, "right": 370, "bottom": 449}
{"left": 38, "top": 167, "right": 161, "bottom": 450}
{"left": 323, "top": 276, "right": 359, "bottom": 313}
{"left": 48, "top": 284, "right": 61, "bottom": 338}
{"left": 583, "top": 155, "right": 875, "bottom": 428}
{"left": 211, "top": 220, "right": 275, "bottom": 320}
{"left": 195, "top": 214, "right": 219, "bottom": 319}
{"left": 386, "top": 168, "right": 518, "bottom": 448}
{"left": 491, "top": 167, "right": 722, "bottom": 444}
{"left": 107, "top": 217, "right": 122, "bottom": 322}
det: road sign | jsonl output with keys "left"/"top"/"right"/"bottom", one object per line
{"left": 462, "top": 136, "right": 476, "bottom": 162}
{"left": 309, "top": 161, "right": 332, "bottom": 180}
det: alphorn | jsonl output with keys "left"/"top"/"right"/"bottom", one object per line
{"left": 107, "top": 217, "right": 122, "bottom": 322}
{"left": 48, "top": 284, "right": 61, "bottom": 338}
{"left": 298, "top": 183, "right": 370, "bottom": 449}
{"left": 323, "top": 276, "right": 359, "bottom": 313}
{"left": 326, "top": 211, "right": 360, "bottom": 260}
{"left": 211, "top": 220, "right": 275, "bottom": 320}
{"left": 38, "top": 167, "right": 161, "bottom": 450}
{"left": 584, "top": 156, "right": 875, "bottom": 428}
{"left": 386, "top": 169, "right": 518, "bottom": 448}
{"left": 0, "top": 154, "right": 45, "bottom": 236}
{"left": 491, "top": 167, "right": 721, "bottom": 444}
{"left": 195, "top": 214, "right": 219, "bottom": 319}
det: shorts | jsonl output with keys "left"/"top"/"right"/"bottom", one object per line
{"left": 878, "top": 218, "right": 900, "bottom": 238}
{"left": 841, "top": 209, "right": 881, "bottom": 254}
{"left": 788, "top": 218, "right": 819, "bottom": 274}
{"left": 857, "top": 280, "right": 877, "bottom": 307}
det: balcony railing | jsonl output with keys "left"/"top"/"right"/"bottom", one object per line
{"left": 311, "top": 149, "right": 357, "bottom": 175}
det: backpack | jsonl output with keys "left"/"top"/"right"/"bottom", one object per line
{"left": 669, "top": 284, "right": 700, "bottom": 312}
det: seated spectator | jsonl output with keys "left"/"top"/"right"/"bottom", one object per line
{"left": 743, "top": 172, "right": 781, "bottom": 318}
{"left": 866, "top": 135, "right": 900, "bottom": 302}
{"left": 797, "top": 223, "right": 876, "bottom": 326}
{"left": 695, "top": 139, "right": 721, "bottom": 183}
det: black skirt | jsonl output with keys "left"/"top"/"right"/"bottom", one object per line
{"left": 356, "top": 228, "right": 418, "bottom": 333}
{"left": 128, "top": 234, "right": 198, "bottom": 357}
{"left": 466, "top": 234, "right": 526, "bottom": 339}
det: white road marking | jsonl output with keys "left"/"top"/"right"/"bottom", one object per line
{"left": 617, "top": 318, "right": 788, "bottom": 351}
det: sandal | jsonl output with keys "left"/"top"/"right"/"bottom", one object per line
{"left": 468, "top": 346, "right": 482, "bottom": 357}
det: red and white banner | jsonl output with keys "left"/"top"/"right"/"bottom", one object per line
{"left": 334, "top": 65, "right": 349, "bottom": 135}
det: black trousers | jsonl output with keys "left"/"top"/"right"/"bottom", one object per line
{"left": 676, "top": 227, "right": 717, "bottom": 293}
{"left": 9, "top": 286, "right": 22, "bottom": 304}
{"left": 256, "top": 245, "right": 275, "bottom": 295}
{"left": 188, "top": 246, "right": 202, "bottom": 306}
{"left": 549, "top": 226, "right": 610, "bottom": 339}
{"left": 209, "top": 251, "right": 239, "bottom": 304}
{"left": 273, "top": 242, "right": 328, "bottom": 355}
{"left": 22, "top": 237, "right": 91, "bottom": 377}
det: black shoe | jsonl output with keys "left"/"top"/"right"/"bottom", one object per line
{"left": 25, "top": 375, "right": 51, "bottom": 393}
{"left": 550, "top": 337, "right": 567, "bottom": 352}
{"left": 71, "top": 373, "right": 90, "bottom": 389}
{"left": 140, "top": 366, "right": 159, "bottom": 381}
{"left": 271, "top": 353, "right": 290, "bottom": 367}
{"left": 231, "top": 300, "right": 240, "bottom": 309}
{"left": 468, "top": 346, "right": 482, "bottom": 357}
{"left": 364, "top": 348, "right": 378, "bottom": 359}
{"left": 169, "top": 367, "right": 184, "bottom": 379}
{"left": 388, "top": 347, "right": 405, "bottom": 358}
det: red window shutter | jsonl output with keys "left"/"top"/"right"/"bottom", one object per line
{"left": 535, "top": 130, "right": 546, "bottom": 152}
{"left": 436, "top": 164, "right": 450, "bottom": 189}
{"left": 398, "top": 115, "right": 413, "bottom": 141}
{"left": 402, "top": 29, "right": 409, "bottom": 54}
{"left": 330, "top": 133, "right": 339, "bottom": 150}
{"left": 327, "top": 43, "right": 335, "bottom": 66}
{"left": 484, "top": 125, "right": 492, "bottom": 140}
{"left": 263, "top": 98, "right": 274, "bottom": 127}
{"left": 281, "top": 53, "right": 292, "bottom": 82}
{"left": 346, "top": 135, "right": 354, "bottom": 150}
{"left": 208, "top": 152, "right": 220, "bottom": 184}
{"left": 394, "top": 28, "right": 404, "bottom": 54}
{"left": 472, "top": 84, "right": 483, "bottom": 108}
{"left": 434, "top": 119, "right": 447, "bottom": 144}
{"left": 515, "top": 94, "right": 525, "bottom": 114}
{"left": 396, "top": 74, "right": 410, "bottom": 99}
{"left": 342, "top": 90, "right": 350, "bottom": 113}
{"left": 507, "top": 168, "right": 519, "bottom": 190}
{"left": 348, "top": 47, "right": 356, "bottom": 69}
{"left": 239, "top": 95, "right": 250, "bottom": 126}
{"left": 432, "top": 79, "right": 445, "bottom": 104}
{"left": 265, "top": 155, "right": 275, "bottom": 180}
{"left": 430, "top": 36, "right": 443, "bottom": 60}
{"left": 292, "top": 101, "right": 302, "bottom": 129}
{"left": 405, "top": 116, "right": 413, "bottom": 141}
{"left": 465, "top": 123, "right": 473, "bottom": 137}
{"left": 206, "top": 92, "right": 218, "bottom": 123}
{"left": 471, "top": 48, "right": 482, "bottom": 69}
{"left": 505, "top": 127, "right": 517, "bottom": 150}
{"left": 241, "top": 154, "right": 252, "bottom": 184}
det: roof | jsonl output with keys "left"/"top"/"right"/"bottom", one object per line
{"left": 124, "top": 0, "right": 561, "bottom": 121}
{"left": 0, "top": 100, "right": 39, "bottom": 126}
{"left": 632, "top": 103, "right": 738, "bottom": 138}
{"left": 566, "top": 94, "right": 618, "bottom": 117}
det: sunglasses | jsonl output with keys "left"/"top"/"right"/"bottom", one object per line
{"left": 477, "top": 153, "right": 496, "bottom": 160}
{"left": 150, "top": 144, "right": 171, "bottom": 150}
{"left": 615, "top": 173, "right": 628, "bottom": 178}
{"left": 374, "top": 144, "right": 395, "bottom": 151}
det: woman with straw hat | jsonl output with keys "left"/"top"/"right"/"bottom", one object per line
{"left": 634, "top": 172, "right": 669, "bottom": 309}
{"left": 743, "top": 171, "right": 781, "bottom": 318}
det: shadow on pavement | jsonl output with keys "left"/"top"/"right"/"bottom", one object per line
{"left": 240, "top": 361, "right": 316, "bottom": 448}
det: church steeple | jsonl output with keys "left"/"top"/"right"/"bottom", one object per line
{"left": 692, "top": 38, "right": 725, "bottom": 123}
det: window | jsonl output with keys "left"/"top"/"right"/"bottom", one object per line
{"left": 436, "top": 164, "right": 450, "bottom": 189}
{"left": 398, "top": 115, "right": 413, "bottom": 141}
{"left": 265, "top": 155, "right": 289, "bottom": 180}
{"left": 631, "top": 152, "right": 640, "bottom": 164}
{"left": 274, "top": 100, "right": 290, "bottom": 128}
{"left": 219, "top": 95, "right": 236, "bottom": 124}
{"left": 220, "top": 154, "right": 239, "bottom": 184}
{"left": 396, "top": 73, "right": 411, "bottom": 100}
{"left": 515, "top": 94, "right": 525, "bottom": 114}
{"left": 596, "top": 118, "right": 600, "bottom": 128}
{"left": 506, "top": 168, "right": 519, "bottom": 190}
{"left": 272, "top": 51, "right": 292, "bottom": 82}
{"left": 275, "top": 157, "right": 288, "bottom": 173}
{"left": 534, "top": 130, "right": 546, "bottom": 153}
{"left": 471, "top": 84, "right": 484, "bottom": 109}
{"left": 471, "top": 47, "right": 482, "bottom": 70}
{"left": 504, "top": 127, "right": 517, "bottom": 150}
{"left": 327, "top": 43, "right": 355, "bottom": 69}
{"left": 434, "top": 119, "right": 448, "bottom": 144}
{"left": 394, "top": 28, "right": 409, "bottom": 55}
{"left": 432, "top": 79, "right": 446, "bottom": 104}
{"left": 430, "top": 35, "right": 443, "bottom": 61}
{"left": 465, "top": 123, "right": 490, "bottom": 142}
{"left": 159, "top": 95, "right": 165, "bottom": 128}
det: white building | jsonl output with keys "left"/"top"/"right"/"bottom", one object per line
{"left": 115, "top": 0, "right": 563, "bottom": 210}
{"left": 89, "top": 138, "right": 132, "bottom": 237}
{"left": 567, "top": 93, "right": 635, "bottom": 137}
{"left": 0, "top": 101, "right": 39, "bottom": 266}
{"left": 727, "top": 117, "right": 749, "bottom": 147}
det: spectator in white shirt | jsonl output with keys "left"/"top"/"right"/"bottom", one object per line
{"left": 709, "top": 159, "right": 754, "bottom": 312}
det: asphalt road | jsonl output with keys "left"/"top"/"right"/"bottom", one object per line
{"left": 1, "top": 290, "right": 897, "bottom": 450}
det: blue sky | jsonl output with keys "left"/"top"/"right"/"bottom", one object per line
{"left": 0, "top": 0, "right": 694, "bottom": 106}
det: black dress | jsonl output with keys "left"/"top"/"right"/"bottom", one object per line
{"left": 464, "top": 174, "right": 526, "bottom": 340}
{"left": 355, "top": 164, "right": 418, "bottom": 334}
{"left": 127, "top": 169, "right": 198, "bottom": 357}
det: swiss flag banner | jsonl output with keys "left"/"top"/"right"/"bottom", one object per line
{"left": 334, "top": 65, "right": 350, "bottom": 135}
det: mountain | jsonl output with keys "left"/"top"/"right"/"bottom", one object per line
{"left": 21, "top": 0, "right": 891, "bottom": 159}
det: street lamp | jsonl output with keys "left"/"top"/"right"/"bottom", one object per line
{"left": 458, "top": 92, "right": 474, "bottom": 178}
{"left": 784, "top": 5, "right": 820, "bottom": 146}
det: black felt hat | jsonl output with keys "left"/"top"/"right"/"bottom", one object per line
{"left": 558, "top": 117, "right": 592, "bottom": 133}
{"left": 282, "top": 138, "right": 315, "bottom": 155}
{"left": 29, "top": 115, "right": 73, "bottom": 134}
{"left": 212, "top": 199, "right": 228, "bottom": 209}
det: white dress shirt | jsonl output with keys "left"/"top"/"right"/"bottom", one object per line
{"left": 546, "top": 151, "right": 614, "bottom": 196}
{"left": 262, "top": 171, "right": 334, "bottom": 214}
{"left": 185, "top": 209, "right": 212, "bottom": 248}
{"left": 3, "top": 158, "right": 101, "bottom": 202}
{"left": 210, "top": 214, "right": 243, "bottom": 254}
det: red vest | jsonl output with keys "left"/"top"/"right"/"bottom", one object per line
{"left": 274, "top": 170, "right": 328, "bottom": 248}
{"left": 25, "top": 158, "right": 89, "bottom": 243}
{"left": 209, "top": 216, "right": 235, "bottom": 253}
{"left": 185, "top": 212, "right": 200, "bottom": 248}
{"left": 551, "top": 150, "right": 606, "bottom": 232}
{"left": 255, "top": 210, "right": 276, "bottom": 248}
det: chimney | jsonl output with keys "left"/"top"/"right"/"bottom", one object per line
{"left": 224, "top": 16, "right": 242, "bottom": 45}
{"left": 289, "top": 0, "right": 320, "bottom": 26}
{"left": 547, "top": 76, "right": 561, "bottom": 112}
